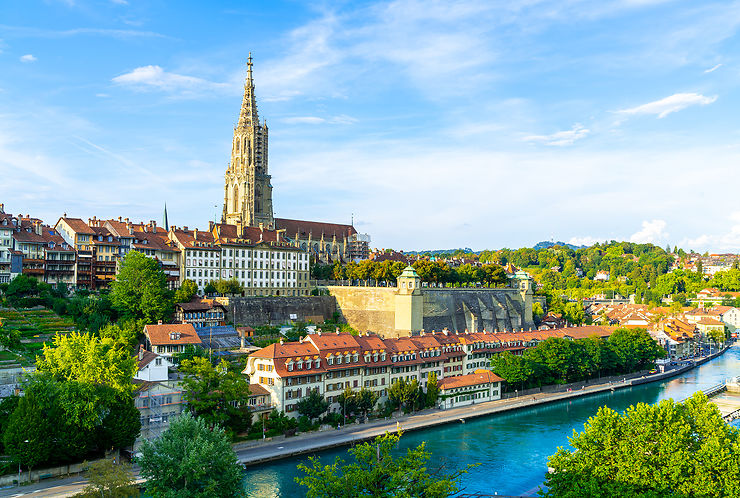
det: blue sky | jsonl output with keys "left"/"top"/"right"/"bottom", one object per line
{"left": 2, "top": 0, "right": 740, "bottom": 252}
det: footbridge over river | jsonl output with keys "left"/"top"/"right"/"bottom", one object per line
{"left": 692, "top": 376, "right": 740, "bottom": 423}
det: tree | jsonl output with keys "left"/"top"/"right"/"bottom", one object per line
{"left": 0, "top": 325, "right": 22, "bottom": 351}
{"left": 3, "top": 392, "right": 53, "bottom": 471}
{"left": 337, "top": 387, "right": 359, "bottom": 420}
{"left": 36, "top": 332, "right": 136, "bottom": 394}
{"left": 296, "top": 389, "right": 329, "bottom": 421}
{"left": 544, "top": 393, "right": 740, "bottom": 497}
{"left": 179, "top": 357, "right": 252, "bottom": 437}
{"left": 110, "top": 251, "right": 172, "bottom": 322}
{"left": 77, "top": 458, "right": 137, "bottom": 498}
{"left": 354, "top": 388, "right": 380, "bottom": 418}
{"left": 296, "top": 432, "right": 473, "bottom": 497}
{"left": 203, "top": 282, "right": 217, "bottom": 296}
{"left": 425, "top": 372, "right": 439, "bottom": 408}
{"left": 174, "top": 279, "right": 199, "bottom": 304}
{"left": 213, "top": 278, "right": 244, "bottom": 296}
{"left": 138, "top": 413, "right": 244, "bottom": 498}
{"left": 532, "top": 302, "right": 545, "bottom": 324}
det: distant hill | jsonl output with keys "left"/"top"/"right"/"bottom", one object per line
{"left": 533, "top": 241, "right": 586, "bottom": 250}
{"left": 406, "top": 248, "right": 476, "bottom": 256}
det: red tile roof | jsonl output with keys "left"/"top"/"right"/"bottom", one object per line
{"left": 144, "top": 323, "right": 201, "bottom": 346}
{"left": 438, "top": 370, "right": 503, "bottom": 390}
{"left": 59, "top": 217, "right": 93, "bottom": 234}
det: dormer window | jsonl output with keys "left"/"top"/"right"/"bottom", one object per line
{"left": 373, "top": 353, "right": 379, "bottom": 362}
{"left": 336, "top": 356, "right": 342, "bottom": 365}
{"left": 328, "top": 357, "right": 334, "bottom": 365}
{"left": 288, "top": 362, "right": 294, "bottom": 371}
{"left": 314, "top": 359, "right": 320, "bottom": 369}
{"left": 297, "top": 361, "right": 303, "bottom": 370}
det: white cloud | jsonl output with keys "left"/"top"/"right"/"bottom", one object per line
{"left": 618, "top": 93, "right": 717, "bottom": 119}
{"left": 704, "top": 63, "right": 722, "bottom": 73}
{"left": 568, "top": 236, "right": 603, "bottom": 247}
{"left": 630, "top": 219, "right": 669, "bottom": 243}
{"left": 680, "top": 212, "right": 740, "bottom": 251}
{"left": 112, "top": 65, "right": 228, "bottom": 94}
{"left": 19, "top": 54, "right": 36, "bottom": 63}
{"left": 523, "top": 124, "right": 589, "bottom": 146}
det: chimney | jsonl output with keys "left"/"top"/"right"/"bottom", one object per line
{"left": 158, "top": 320, "right": 163, "bottom": 325}
{"left": 0, "top": 203, "right": 4, "bottom": 213}
{"left": 184, "top": 226, "right": 188, "bottom": 231}
{"left": 236, "top": 219, "right": 243, "bottom": 237}
{"left": 299, "top": 336, "right": 304, "bottom": 343}
{"left": 138, "top": 345, "right": 144, "bottom": 361}
{"left": 420, "top": 329, "right": 425, "bottom": 336}
{"left": 118, "top": 216, "right": 122, "bottom": 222}
{"left": 279, "top": 338, "right": 284, "bottom": 345}
{"left": 193, "top": 229, "right": 198, "bottom": 240}
{"left": 259, "top": 222, "right": 264, "bottom": 232}
{"left": 335, "top": 328, "right": 340, "bottom": 335}
{"left": 318, "top": 329, "right": 322, "bottom": 336}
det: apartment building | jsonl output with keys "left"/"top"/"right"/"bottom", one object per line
{"left": 0, "top": 207, "right": 13, "bottom": 283}
{"left": 169, "top": 223, "right": 310, "bottom": 296}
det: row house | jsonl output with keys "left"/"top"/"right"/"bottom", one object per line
{"left": 8, "top": 215, "right": 75, "bottom": 286}
{"left": 0, "top": 207, "right": 14, "bottom": 283}
{"left": 55, "top": 217, "right": 95, "bottom": 288}
{"left": 685, "top": 305, "right": 740, "bottom": 332}
{"left": 169, "top": 223, "right": 310, "bottom": 297}
{"left": 245, "top": 325, "right": 615, "bottom": 418}
{"left": 143, "top": 322, "right": 203, "bottom": 357}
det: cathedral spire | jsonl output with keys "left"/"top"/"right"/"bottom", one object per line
{"left": 237, "top": 52, "right": 259, "bottom": 129}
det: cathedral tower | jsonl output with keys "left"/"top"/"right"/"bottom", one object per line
{"left": 222, "top": 54, "right": 274, "bottom": 229}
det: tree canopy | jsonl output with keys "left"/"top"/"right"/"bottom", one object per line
{"left": 137, "top": 412, "right": 244, "bottom": 498}
{"left": 296, "top": 432, "right": 473, "bottom": 498}
{"left": 544, "top": 393, "right": 740, "bottom": 497}
{"left": 491, "top": 328, "right": 664, "bottom": 389}
{"left": 179, "top": 357, "right": 252, "bottom": 438}
{"left": 110, "top": 251, "right": 172, "bottom": 322}
{"left": 36, "top": 331, "right": 136, "bottom": 394}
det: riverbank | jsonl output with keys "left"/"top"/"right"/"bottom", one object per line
{"left": 237, "top": 344, "right": 732, "bottom": 466}
{"left": 0, "top": 344, "right": 731, "bottom": 497}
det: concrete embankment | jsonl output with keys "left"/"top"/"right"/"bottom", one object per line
{"left": 238, "top": 346, "right": 732, "bottom": 466}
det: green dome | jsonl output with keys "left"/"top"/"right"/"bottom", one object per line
{"left": 399, "top": 265, "right": 419, "bottom": 278}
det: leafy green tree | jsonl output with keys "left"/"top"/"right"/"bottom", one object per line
{"left": 180, "top": 357, "right": 252, "bottom": 437}
{"left": 3, "top": 392, "right": 52, "bottom": 471}
{"left": 544, "top": 393, "right": 740, "bottom": 498}
{"left": 99, "top": 319, "right": 143, "bottom": 351}
{"left": 296, "top": 389, "right": 329, "bottom": 421}
{"left": 490, "top": 351, "right": 534, "bottom": 390}
{"left": 76, "top": 458, "right": 137, "bottom": 498}
{"left": 203, "top": 281, "right": 217, "bottom": 296}
{"left": 0, "top": 325, "right": 22, "bottom": 351}
{"left": 337, "top": 387, "right": 359, "bottom": 420}
{"left": 138, "top": 413, "right": 244, "bottom": 498}
{"left": 0, "top": 395, "right": 19, "bottom": 453}
{"left": 110, "top": 251, "right": 172, "bottom": 322}
{"left": 36, "top": 331, "right": 136, "bottom": 394}
{"left": 425, "top": 372, "right": 439, "bottom": 407}
{"left": 607, "top": 328, "right": 665, "bottom": 373}
{"left": 213, "top": 278, "right": 244, "bottom": 296}
{"left": 532, "top": 302, "right": 545, "bottom": 324}
{"left": 296, "top": 432, "right": 473, "bottom": 497}
{"left": 174, "top": 279, "right": 199, "bottom": 304}
{"left": 354, "top": 388, "right": 380, "bottom": 418}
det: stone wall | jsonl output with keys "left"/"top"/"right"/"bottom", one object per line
{"left": 221, "top": 296, "right": 336, "bottom": 326}
{"left": 325, "top": 286, "right": 397, "bottom": 335}
{"left": 325, "top": 286, "right": 534, "bottom": 337}
{"left": 422, "top": 288, "right": 533, "bottom": 333}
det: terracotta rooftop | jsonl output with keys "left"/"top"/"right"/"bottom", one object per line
{"left": 59, "top": 217, "right": 93, "bottom": 234}
{"left": 438, "top": 370, "right": 504, "bottom": 390}
{"left": 144, "top": 323, "right": 202, "bottom": 346}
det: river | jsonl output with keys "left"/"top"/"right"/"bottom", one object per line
{"left": 243, "top": 344, "right": 740, "bottom": 497}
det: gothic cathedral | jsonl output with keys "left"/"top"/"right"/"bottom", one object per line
{"left": 222, "top": 54, "right": 274, "bottom": 229}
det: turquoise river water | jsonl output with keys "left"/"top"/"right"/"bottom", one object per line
{"left": 243, "top": 344, "right": 740, "bottom": 497}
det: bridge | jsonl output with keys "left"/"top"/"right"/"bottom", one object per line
{"left": 691, "top": 377, "right": 740, "bottom": 423}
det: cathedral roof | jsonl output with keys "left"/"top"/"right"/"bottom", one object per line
{"left": 275, "top": 218, "right": 356, "bottom": 241}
